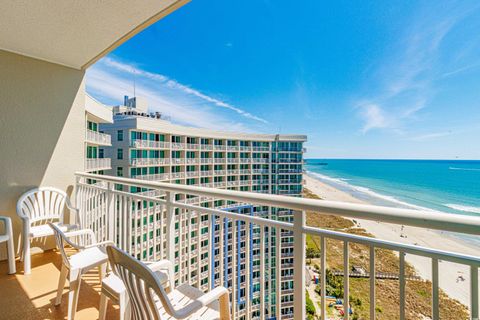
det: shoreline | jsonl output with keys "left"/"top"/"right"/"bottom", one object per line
{"left": 304, "top": 173, "right": 479, "bottom": 306}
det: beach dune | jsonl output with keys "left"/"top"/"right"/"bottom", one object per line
{"left": 304, "top": 174, "right": 479, "bottom": 306}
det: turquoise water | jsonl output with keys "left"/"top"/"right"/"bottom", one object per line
{"left": 305, "top": 159, "right": 480, "bottom": 216}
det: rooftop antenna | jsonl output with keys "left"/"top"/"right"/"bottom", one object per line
{"left": 132, "top": 67, "right": 136, "bottom": 98}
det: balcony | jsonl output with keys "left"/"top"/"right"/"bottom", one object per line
{"left": 85, "top": 157, "right": 111, "bottom": 171}
{"left": 130, "top": 158, "right": 170, "bottom": 166}
{"left": 71, "top": 173, "right": 480, "bottom": 319}
{"left": 135, "top": 173, "right": 170, "bottom": 181}
{"left": 130, "top": 139, "right": 170, "bottom": 149}
{"left": 85, "top": 129, "right": 111, "bottom": 146}
{"left": 2, "top": 172, "right": 480, "bottom": 320}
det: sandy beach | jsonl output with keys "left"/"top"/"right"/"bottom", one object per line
{"left": 304, "top": 174, "right": 479, "bottom": 306}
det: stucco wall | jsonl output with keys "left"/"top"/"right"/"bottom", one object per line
{"left": 0, "top": 49, "right": 85, "bottom": 260}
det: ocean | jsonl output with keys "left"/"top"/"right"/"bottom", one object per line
{"left": 305, "top": 159, "right": 480, "bottom": 216}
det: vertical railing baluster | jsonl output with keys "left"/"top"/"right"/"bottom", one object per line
{"left": 219, "top": 215, "right": 224, "bottom": 288}
{"left": 400, "top": 251, "right": 406, "bottom": 320}
{"left": 122, "top": 195, "right": 127, "bottom": 251}
{"left": 165, "top": 191, "right": 175, "bottom": 267}
{"left": 471, "top": 266, "right": 479, "bottom": 320}
{"left": 344, "top": 240, "right": 349, "bottom": 320}
{"left": 246, "top": 220, "right": 251, "bottom": 316}
{"left": 207, "top": 211, "right": 213, "bottom": 290}
{"left": 321, "top": 236, "right": 327, "bottom": 320}
{"left": 153, "top": 200, "right": 158, "bottom": 261}
{"left": 276, "top": 226, "right": 281, "bottom": 320}
{"left": 133, "top": 198, "right": 138, "bottom": 259}
{"left": 260, "top": 225, "right": 265, "bottom": 320}
{"left": 179, "top": 205, "right": 183, "bottom": 282}
{"left": 159, "top": 203, "right": 164, "bottom": 260}
{"left": 127, "top": 197, "right": 132, "bottom": 254}
{"left": 432, "top": 258, "right": 439, "bottom": 320}
{"left": 369, "top": 246, "right": 376, "bottom": 320}
{"left": 293, "top": 210, "right": 306, "bottom": 320}
{"left": 187, "top": 210, "right": 192, "bottom": 283}
{"left": 232, "top": 218, "right": 237, "bottom": 319}
{"left": 196, "top": 211, "right": 201, "bottom": 289}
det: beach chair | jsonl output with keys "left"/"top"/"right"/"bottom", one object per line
{"left": 0, "top": 216, "right": 16, "bottom": 274}
{"left": 49, "top": 222, "right": 112, "bottom": 320}
{"left": 16, "top": 187, "right": 79, "bottom": 274}
{"left": 107, "top": 245, "right": 231, "bottom": 320}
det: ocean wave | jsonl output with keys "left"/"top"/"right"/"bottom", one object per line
{"left": 307, "top": 171, "right": 436, "bottom": 212}
{"left": 445, "top": 204, "right": 480, "bottom": 214}
{"left": 449, "top": 167, "right": 480, "bottom": 171}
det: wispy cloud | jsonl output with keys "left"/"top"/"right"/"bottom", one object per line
{"left": 355, "top": 2, "right": 479, "bottom": 134}
{"left": 98, "top": 57, "right": 267, "bottom": 124}
{"left": 357, "top": 104, "right": 389, "bottom": 133}
{"left": 410, "top": 131, "right": 452, "bottom": 141}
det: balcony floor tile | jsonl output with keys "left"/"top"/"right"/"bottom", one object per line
{"left": 0, "top": 249, "right": 120, "bottom": 320}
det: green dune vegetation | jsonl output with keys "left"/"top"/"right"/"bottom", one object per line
{"left": 303, "top": 188, "right": 468, "bottom": 320}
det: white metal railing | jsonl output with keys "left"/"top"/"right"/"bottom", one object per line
{"left": 186, "top": 158, "right": 199, "bottom": 164}
{"left": 86, "top": 129, "right": 111, "bottom": 145}
{"left": 130, "top": 158, "right": 170, "bottom": 166}
{"left": 186, "top": 171, "right": 199, "bottom": 177}
{"left": 171, "top": 142, "right": 185, "bottom": 149}
{"left": 200, "top": 170, "right": 213, "bottom": 177}
{"left": 201, "top": 158, "right": 213, "bottom": 164}
{"left": 131, "top": 140, "right": 170, "bottom": 149}
{"left": 186, "top": 143, "right": 200, "bottom": 150}
{"left": 135, "top": 173, "right": 170, "bottom": 181}
{"left": 75, "top": 172, "right": 480, "bottom": 320}
{"left": 201, "top": 144, "right": 213, "bottom": 150}
{"left": 252, "top": 158, "right": 269, "bottom": 163}
{"left": 85, "top": 158, "right": 111, "bottom": 171}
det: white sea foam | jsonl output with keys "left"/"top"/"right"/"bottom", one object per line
{"left": 449, "top": 167, "right": 480, "bottom": 171}
{"left": 307, "top": 171, "right": 437, "bottom": 212}
{"left": 445, "top": 204, "right": 480, "bottom": 214}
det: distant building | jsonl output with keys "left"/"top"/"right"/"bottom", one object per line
{"left": 101, "top": 96, "right": 307, "bottom": 319}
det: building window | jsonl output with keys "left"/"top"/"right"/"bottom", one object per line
{"left": 117, "top": 167, "right": 123, "bottom": 177}
{"left": 99, "top": 148, "right": 104, "bottom": 159}
{"left": 117, "top": 148, "right": 123, "bottom": 160}
{"left": 117, "top": 130, "right": 124, "bottom": 141}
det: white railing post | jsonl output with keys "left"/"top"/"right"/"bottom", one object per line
{"left": 165, "top": 191, "right": 176, "bottom": 265}
{"left": 293, "top": 210, "right": 306, "bottom": 320}
{"left": 107, "top": 182, "right": 115, "bottom": 243}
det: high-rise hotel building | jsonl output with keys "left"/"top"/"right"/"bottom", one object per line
{"left": 101, "top": 96, "right": 306, "bottom": 319}
{"left": 84, "top": 94, "right": 113, "bottom": 173}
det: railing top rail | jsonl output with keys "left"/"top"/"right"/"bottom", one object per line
{"left": 304, "top": 226, "right": 480, "bottom": 267}
{"left": 75, "top": 172, "right": 480, "bottom": 236}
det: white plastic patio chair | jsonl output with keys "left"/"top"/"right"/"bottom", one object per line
{"left": 99, "top": 259, "right": 172, "bottom": 320}
{"left": 48, "top": 222, "right": 112, "bottom": 320}
{"left": 107, "top": 245, "right": 231, "bottom": 320}
{"left": 0, "top": 216, "right": 16, "bottom": 274}
{"left": 17, "top": 187, "right": 80, "bottom": 274}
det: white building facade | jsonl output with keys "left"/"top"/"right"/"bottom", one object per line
{"left": 84, "top": 94, "right": 113, "bottom": 173}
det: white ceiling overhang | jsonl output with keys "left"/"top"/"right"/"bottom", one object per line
{"left": 0, "top": 0, "right": 189, "bottom": 70}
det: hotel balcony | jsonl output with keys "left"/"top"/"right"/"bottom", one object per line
{"left": 9, "top": 172, "right": 472, "bottom": 320}
{"left": 130, "top": 158, "right": 170, "bottom": 166}
{"left": 134, "top": 173, "right": 170, "bottom": 181}
{"left": 130, "top": 139, "right": 170, "bottom": 149}
{"left": 85, "top": 129, "right": 111, "bottom": 146}
{"left": 85, "top": 157, "right": 111, "bottom": 171}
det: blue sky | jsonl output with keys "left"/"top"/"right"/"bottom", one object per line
{"left": 86, "top": 0, "right": 480, "bottom": 159}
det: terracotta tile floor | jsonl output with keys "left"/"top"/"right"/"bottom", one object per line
{"left": 0, "top": 249, "right": 119, "bottom": 320}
